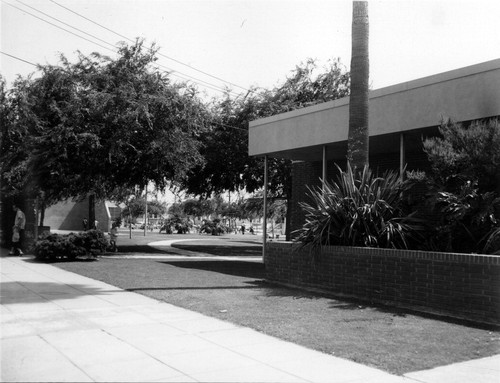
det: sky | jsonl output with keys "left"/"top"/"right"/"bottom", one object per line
{"left": 1, "top": 0, "right": 500, "bottom": 99}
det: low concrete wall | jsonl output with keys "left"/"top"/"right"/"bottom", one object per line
{"left": 266, "top": 242, "right": 500, "bottom": 325}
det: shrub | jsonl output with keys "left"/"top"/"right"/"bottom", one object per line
{"left": 423, "top": 118, "right": 500, "bottom": 194}
{"left": 199, "top": 218, "right": 230, "bottom": 235}
{"left": 160, "top": 215, "right": 192, "bottom": 234}
{"left": 421, "top": 118, "right": 500, "bottom": 254}
{"left": 429, "top": 181, "right": 500, "bottom": 254}
{"left": 34, "top": 230, "right": 108, "bottom": 262}
{"left": 294, "top": 164, "right": 425, "bottom": 249}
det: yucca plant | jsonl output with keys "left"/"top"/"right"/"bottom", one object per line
{"left": 294, "top": 163, "right": 424, "bottom": 249}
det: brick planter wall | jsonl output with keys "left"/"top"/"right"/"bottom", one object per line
{"left": 265, "top": 242, "right": 500, "bottom": 325}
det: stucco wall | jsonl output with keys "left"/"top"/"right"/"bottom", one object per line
{"left": 44, "top": 198, "right": 111, "bottom": 232}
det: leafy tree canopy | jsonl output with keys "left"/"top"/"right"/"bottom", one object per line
{"left": 121, "top": 197, "right": 167, "bottom": 219}
{"left": 179, "top": 58, "right": 350, "bottom": 199}
{"left": 423, "top": 118, "right": 500, "bottom": 194}
{"left": 1, "top": 40, "right": 209, "bottom": 206}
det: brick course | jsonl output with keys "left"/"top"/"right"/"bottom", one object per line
{"left": 265, "top": 242, "right": 500, "bottom": 325}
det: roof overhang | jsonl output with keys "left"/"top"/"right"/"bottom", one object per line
{"left": 249, "top": 59, "right": 500, "bottom": 160}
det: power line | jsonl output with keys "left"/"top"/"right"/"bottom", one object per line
{"left": 15, "top": 0, "right": 117, "bottom": 50}
{"left": 212, "top": 120, "right": 248, "bottom": 132}
{"left": 14, "top": 0, "right": 237, "bottom": 95}
{"left": 1, "top": 51, "right": 37, "bottom": 67}
{"left": 4, "top": 0, "right": 240, "bottom": 96}
{"left": 2, "top": 1, "right": 114, "bottom": 53}
{"left": 49, "top": 0, "right": 252, "bottom": 93}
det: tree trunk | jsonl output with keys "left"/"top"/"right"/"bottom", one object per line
{"left": 89, "top": 194, "right": 96, "bottom": 230}
{"left": 347, "top": 1, "right": 370, "bottom": 169}
{"left": 39, "top": 199, "right": 46, "bottom": 226}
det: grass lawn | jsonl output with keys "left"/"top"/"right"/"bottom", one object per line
{"left": 55, "top": 231, "right": 500, "bottom": 375}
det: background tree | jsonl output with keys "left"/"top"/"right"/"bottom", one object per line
{"left": 347, "top": 1, "right": 370, "bottom": 168}
{"left": 121, "top": 197, "right": 166, "bottom": 223}
{"left": 180, "top": 59, "right": 350, "bottom": 238}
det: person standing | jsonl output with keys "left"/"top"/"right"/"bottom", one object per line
{"left": 109, "top": 222, "right": 118, "bottom": 252}
{"left": 10, "top": 204, "right": 26, "bottom": 256}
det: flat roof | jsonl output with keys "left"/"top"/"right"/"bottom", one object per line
{"left": 249, "top": 59, "right": 500, "bottom": 160}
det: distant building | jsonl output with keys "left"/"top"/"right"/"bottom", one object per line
{"left": 44, "top": 197, "right": 121, "bottom": 232}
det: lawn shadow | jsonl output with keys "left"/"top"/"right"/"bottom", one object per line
{"left": 161, "top": 260, "right": 266, "bottom": 279}
{"left": 262, "top": 280, "right": 499, "bottom": 329}
{"left": 115, "top": 245, "right": 170, "bottom": 254}
{"left": 171, "top": 244, "right": 261, "bottom": 257}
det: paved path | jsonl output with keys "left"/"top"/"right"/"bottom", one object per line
{"left": 1, "top": 255, "right": 499, "bottom": 382}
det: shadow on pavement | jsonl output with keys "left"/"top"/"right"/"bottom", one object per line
{"left": 127, "top": 284, "right": 261, "bottom": 292}
{"left": 0, "top": 281, "right": 121, "bottom": 304}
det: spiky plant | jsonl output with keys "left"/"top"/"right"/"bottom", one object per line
{"left": 294, "top": 164, "right": 424, "bottom": 249}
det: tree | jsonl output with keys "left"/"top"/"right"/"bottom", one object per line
{"left": 180, "top": 59, "right": 350, "bottom": 238}
{"left": 1, "top": 40, "right": 209, "bottom": 226}
{"left": 421, "top": 118, "right": 500, "bottom": 253}
{"left": 347, "top": 1, "right": 370, "bottom": 169}
{"left": 180, "top": 59, "right": 349, "bottom": 198}
{"left": 121, "top": 197, "right": 166, "bottom": 223}
{"left": 423, "top": 119, "right": 500, "bottom": 194}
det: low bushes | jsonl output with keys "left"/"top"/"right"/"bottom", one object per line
{"left": 34, "top": 230, "right": 108, "bottom": 262}
{"left": 199, "top": 218, "right": 231, "bottom": 235}
{"left": 159, "top": 215, "right": 192, "bottom": 234}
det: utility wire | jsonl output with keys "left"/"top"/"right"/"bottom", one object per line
{"left": 1, "top": 51, "right": 37, "bottom": 67}
{"left": 49, "top": 0, "right": 252, "bottom": 93}
{"left": 15, "top": 0, "right": 239, "bottom": 96}
{"left": 15, "top": 0, "right": 117, "bottom": 50}
{"left": 4, "top": 0, "right": 240, "bottom": 96}
{"left": 2, "top": 1, "right": 113, "bottom": 53}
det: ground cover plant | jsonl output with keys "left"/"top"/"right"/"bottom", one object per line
{"left": 295, "top": 163, "right": 424, "bottom": 249}
{"left": 54, "top": 232, "right": 500, "bottom": 375}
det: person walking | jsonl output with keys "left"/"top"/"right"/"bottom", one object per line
{"left": 10, "top": 203, "right": 26, "bottom": 256}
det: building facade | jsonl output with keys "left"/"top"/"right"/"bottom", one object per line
{"left": 249, "top": 59, "right": 500, "bottom": 235}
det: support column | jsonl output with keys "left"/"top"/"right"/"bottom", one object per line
{"left": 322, "top": 145, "right": 327, "bottom": 192}
{"left": 262, "top": 155, "right": 268, "bottom": 261}
{"left": 144, "top": 185, "right": 148, "bottom": 236}
{"left": 399, "top": 133, "right": 406, "bottom": 179}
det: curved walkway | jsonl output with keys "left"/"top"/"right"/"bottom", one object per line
{"left": 106, "top": 237, "right": 263, "bottom": 262}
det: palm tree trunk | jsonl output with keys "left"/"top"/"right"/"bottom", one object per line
{"left": 347, "top": 1, "right": 370, "bottom": 169}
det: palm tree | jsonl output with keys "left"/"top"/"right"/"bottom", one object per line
{"left": 347, "top": 1, "right": 370, "bottom": 169}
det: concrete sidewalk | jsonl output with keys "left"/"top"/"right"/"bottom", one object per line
{"left": 1, "top": 256, "right": 498, "bottom": 383}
